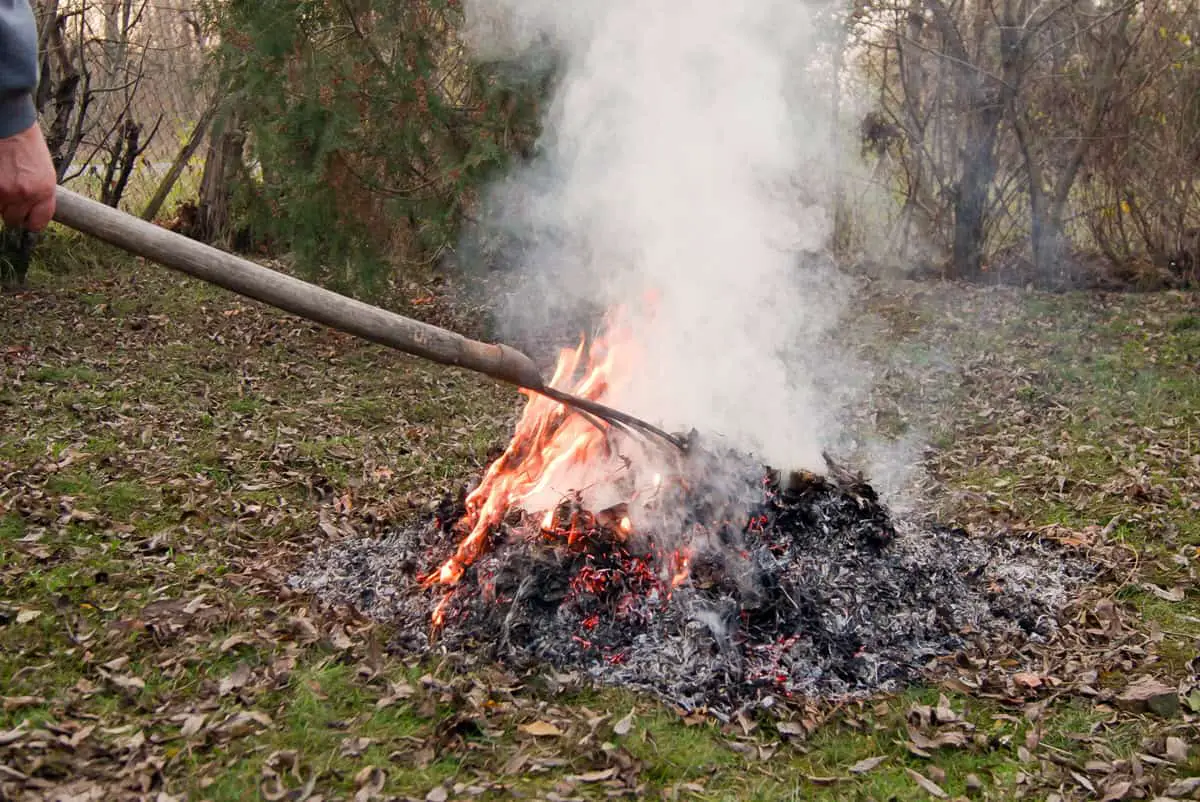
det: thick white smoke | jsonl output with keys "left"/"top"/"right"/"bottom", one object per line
{"left": 464, "top": 0, "right": 847, "bottom": 473}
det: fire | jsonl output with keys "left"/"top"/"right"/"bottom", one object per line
{"left": 424, "top": 308, "right": 653, "bottom": 592}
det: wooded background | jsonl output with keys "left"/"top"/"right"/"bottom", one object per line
{"left": 25, "top": 0, "right": 1200, "bottom": 290}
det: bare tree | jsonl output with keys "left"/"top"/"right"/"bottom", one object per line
{"left": 853, "top": 0, "right": 1197, "bottom": 283}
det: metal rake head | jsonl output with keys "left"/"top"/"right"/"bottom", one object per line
{"left": 535, "top": 386, "right": 690, "bottom": 454}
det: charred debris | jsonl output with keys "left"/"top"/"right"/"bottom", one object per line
{"left": 291, "top": 444, "right": 1093, "bottom": 716}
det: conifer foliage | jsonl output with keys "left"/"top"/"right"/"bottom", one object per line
{"left": 207, "top": 0, "right": 544, "bottom": 291}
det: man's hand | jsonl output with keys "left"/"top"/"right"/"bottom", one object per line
{"left": 0, "top": 122, "right": 56, "bottom": 232}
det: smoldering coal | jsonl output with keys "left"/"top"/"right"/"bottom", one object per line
{"left": 290, "top": 455, "right": 1094, "bottom": 714}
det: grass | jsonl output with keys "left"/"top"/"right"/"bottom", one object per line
{"left": 1, "top": 244, "right": 1198, "bottom": 799}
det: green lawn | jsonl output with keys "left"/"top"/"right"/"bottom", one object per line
{"left": 1, "top": 238, "right": 1197, "bottom": 800}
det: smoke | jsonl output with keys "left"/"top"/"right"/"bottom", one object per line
{"left": 462, "top": 0, "right": 851, "bottom": 474}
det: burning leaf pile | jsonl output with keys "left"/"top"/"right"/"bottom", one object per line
{"left": 291, "top": 312, "right": 1094, "bottom": 714}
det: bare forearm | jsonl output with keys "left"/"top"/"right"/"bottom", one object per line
{"left": 0, "top": 0, "right": 39, "bottom": 139}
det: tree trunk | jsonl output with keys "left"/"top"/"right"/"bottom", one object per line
{"left": 195, "top": 107, "right": 246, "bottom": 246}
{"left": 950, "top": 104, "right": 1002, "bottom": 279}
{"left": 140, "top": 96, "right": 219, "bottom": 221}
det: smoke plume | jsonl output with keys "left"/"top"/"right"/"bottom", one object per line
{"left": 463, "top": 0, "right": 848, "bottom": 474}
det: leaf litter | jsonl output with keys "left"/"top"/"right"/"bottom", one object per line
{"left": 3, "top": 264, "right": 1199, "bottom": 799}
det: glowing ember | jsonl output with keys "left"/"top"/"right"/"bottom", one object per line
{"left": 422, "top": 307, "right": 669, "bottom": 600}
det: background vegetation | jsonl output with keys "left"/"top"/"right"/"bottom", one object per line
{"left": 5, "top": 0, "right": 1198, "bottom": 292}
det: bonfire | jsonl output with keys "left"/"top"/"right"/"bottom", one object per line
{"left": 293, "top": 310, "right": 1091, "bottom": 716}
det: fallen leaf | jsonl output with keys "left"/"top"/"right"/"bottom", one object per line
{"left": 219, "top": 662, "right": 253, "bottom": 697}
{"left": 849, "top": 756, "right": 887, "bottom": 774}
{"left": 15, "top": 608, "right": 41, "bottom": 624}
{"left": 1100, "top": 779, "right": 1133, "bottom": 801}
{"left": 341, "top": 736, "right": 373, "bottom": 757}
{"left": 1069, "top": 770, "right": 1097, "bottom": 794}
{"left": 220, "top": 632, "right": 255, "bottom": 652}
{"left": 330, "top": 626, "right": 353, "bottom": 650}
{"left": 0, "top": 724, "right": 27, "bottom": 746}
{"left": 804, "top": 775, "right": 843, "bottom": 785}
{"left": 1013, "top": 672, "right": 1042, "bottom": 689}
{"left": 906, "top": 768, "right": 948, "bottom": 798}
{"left": 570, "top": 768, "right": 616, "bottom": 783}
{"left": 2, "top": 695, "right": 43, "bottom": 710}
{"left": 1165, "top": 777, "right": 1200, "bottom": 797}
{"left": 1165, "top": 736, "right": 1188, "bottom": 764}
{"left": 934, "top": 694, "right": 962, "bottom": 724}
{"left": 613, "top": 710, "right": 635, "bottom": 737}
{"left": 518, "top": 720, "right": 563, "bottom": 737}
{"left": 217, "top": 710, "right": 273, "bottom": 738}
{"left": 908, "top": 726, "right": 968, "bottom": 751}
{"left": 1141, "top": 583, "right": 1185, "bottom": 602}
{"left": 180, "top": 714, "right": 206, "bottom": 737}
{"left": 354, "top": 766, "right": 385, "bottom": 802}
{"left": 68, "top": 724, "right": 95, "bottom": 747}
{"left": 425, "top": 787, "right": 448, "bottom": 802}
{"left": 1116, "top": 676, "right": 1178, "bottom": 717}
{"left": 776, "top": 720, "right": 806, "bottom": 738}
{"left": 107, "top": 673, "right": 145, "bottom": 693}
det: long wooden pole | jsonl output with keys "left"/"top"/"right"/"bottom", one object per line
{"left": 51, "top": 186, "right": 547, "bottom": 391}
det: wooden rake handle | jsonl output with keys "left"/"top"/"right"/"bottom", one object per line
{"left": 51, "top": 186, "right": 547, "bottom": 392}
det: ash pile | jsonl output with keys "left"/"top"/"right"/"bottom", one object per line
{"left": 291, "top": 447, "right": 1093, "bottom": 715}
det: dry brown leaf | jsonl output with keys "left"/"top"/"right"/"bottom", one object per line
{"left": 1165, "top": 777, "right": 1200, "bottom": 797}
{"left": 180, "top": 714, "right": 206, "bottom": 737}
{"left": 518, "top": 720, "right": 563, "bottom": 737}
{"left": 330, "top": 625, "right": 353, "bottom": 650}
{"left": 15, "top": 608, "right": 41, "bottom": 624}
{"left": 1100, "top": 778, "right": 1133, "bottom": 801}
{"left": 219, "top": 662, "right": 253, "bottom": 697}
{"left": 804, "top": 775, "right": 843, "bottom": 785}
{"left": 908, "top": 725, "right": 968, "bottom": 751}
{"left": 1164, "top": 736, "right": 1188, "bottom": 764}
{"left": 1013, "top": 672, "right": 1042, "bottom": 689}
{"left": 107, "top": 673, "right": 145, "bottom": 693}
{"left": 1116, "top": 676, "right": 1178, "bottom": 717}
{"left": 1141, "top": 583, "right": 1185, "bottom": 602}
{"left": 0, "top": 724, "right": 27, "bottom": 746}
{"left": 425, "top": 786, "right": 449, "bottom": 802}
{"left": 570, "top": 768, "right": 616, "bottom": 783}
{"left": 905, "top": 768, "right": 948, "bottom": 798}
{"left": 353, "top": 766, "right": 386, "bottom": 802}
{"left": 777, "top": 720, "right": 806, "bottom": 738}
{"left": 934, "top": 694, "right": 962, "bottom": 724}
{"left": 613, "top": 710, "right": 635, "bottom": 737}
{"left": 2, "top": 695, "right": 43, "bottom": 710}
{"left": 1070, "top": 770, "right": 1097, "bottom": 793}
{"left": 220, "top": 632, "right": 255, "bottom": 652}
{"left": 341, "top": 736, "right": 373, "bottom": 757}
{"left": 849, "top": 756, "right": 887, "bottom": 774}
{"left": 68, "top": 724, "right": 96, "bottom": 748}
{"left": 502, "top": 750, "right": 529, "bottom": 775}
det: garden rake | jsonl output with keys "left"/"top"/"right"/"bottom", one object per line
{"left": 50, "top": 187, "right": 688, "bottom": 453}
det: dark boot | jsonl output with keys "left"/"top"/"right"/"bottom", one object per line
{"left": 0, "top": 227, "right": 37, "bottom": 290}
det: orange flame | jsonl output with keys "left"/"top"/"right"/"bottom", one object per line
{"left": 424, "top": 310, "right": 643, "bottom": 592}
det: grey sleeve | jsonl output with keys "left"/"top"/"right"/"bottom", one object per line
{"left": 0, "top": 0, "right": 39, "bottom": 139}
